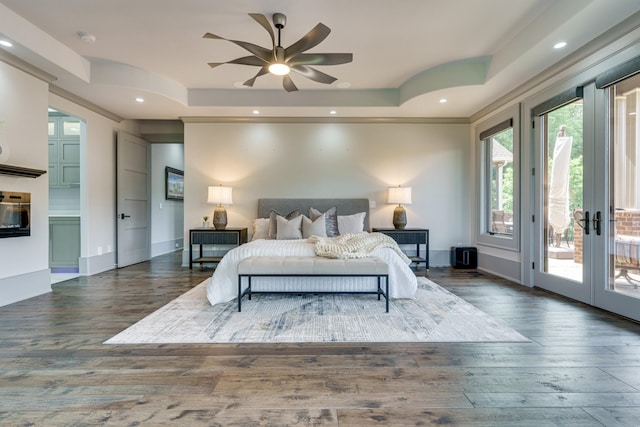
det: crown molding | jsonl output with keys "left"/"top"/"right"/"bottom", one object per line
{"left": 49, "top": 85, "right": 123, "bottom": 123}
{"left": 0, "top": 49, "right": 56, "bottom": 83}
{"left": 180, "top": 116, "right": 469, "bottom": 124}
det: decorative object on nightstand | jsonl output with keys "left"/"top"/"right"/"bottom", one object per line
{"left": 387, "top": 185, "right": 412, "bottom": 229}
{"left": 202, "top": 216, "right": 209, "bottom": 228}
{"left": 207, "top": 185, "right": 233, "bottom": 230}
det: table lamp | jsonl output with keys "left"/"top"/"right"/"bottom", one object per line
{"left": 387, "top": 186, "right": 411, "bottom": 229}
{"left": 207, "top": 185, "right": 233, "bottom": 230}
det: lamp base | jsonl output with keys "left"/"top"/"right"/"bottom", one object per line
{"left": 393, "top": 205, "right": 407, "bottom": 229}
{"left": 213, "top": 206, "right": 227, "bottom": 230}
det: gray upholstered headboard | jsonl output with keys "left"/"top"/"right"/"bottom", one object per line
{"left": 257, "top": 198, "right": 370, "bottom": 231}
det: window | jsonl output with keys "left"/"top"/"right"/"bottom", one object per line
{"left": 476, "top": 104, "right": 520, "bottom": 250}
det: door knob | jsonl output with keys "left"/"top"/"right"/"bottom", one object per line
{"left": 120, "top": 213, "right": 131, "bottom": 220}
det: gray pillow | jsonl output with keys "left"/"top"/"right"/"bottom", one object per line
{"left": 302, "top": 214, "right": 327, "bottom": 238}
{"left": 268, "top": 209, "right": 299, "bottom": 239}
{"left": 310, "top": 206, "right": 339, "bottom": 237}
{"left": 276, "top": 215, "right": 303, "bottom": 240}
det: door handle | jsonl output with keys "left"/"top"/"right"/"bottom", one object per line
{"left": 120, "top": 213, "right": 131, "bottom": 220}
{"left": 576, "top": 210, "right": 590, "bottom": 235}
{"left": 592, "top": 211, "right": 602, "bottom": 236}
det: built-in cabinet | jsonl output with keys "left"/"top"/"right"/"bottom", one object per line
{"left": 49, "top": 216, "right": 80, "bottom": 267}
{"left": 48, "top": 115, "right": 80, "bottom": 187}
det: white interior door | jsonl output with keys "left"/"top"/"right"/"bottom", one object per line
{"left": 116, "top": 131, "right": 151, "bottom": 267}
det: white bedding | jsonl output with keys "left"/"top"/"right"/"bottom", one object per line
{"left": 206, "top": 237, "right": 418, "bottom": 306}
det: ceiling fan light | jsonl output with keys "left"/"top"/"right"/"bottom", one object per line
{"left": 269, "top": 62, "right": 290, "bottom": 76}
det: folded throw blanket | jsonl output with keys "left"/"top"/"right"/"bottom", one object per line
{"left": 308, "top": 232, "right": 411, "bottom": 264}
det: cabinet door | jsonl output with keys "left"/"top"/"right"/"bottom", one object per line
{"left": 49, "top": 217, "right": 81, "bottom": 267}
{"left": 59, "top": 140, "right": 80, "bottom": 186}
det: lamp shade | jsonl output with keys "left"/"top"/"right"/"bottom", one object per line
{"left": 387, "top": 186, "right": 412, "bottom": 205}
{"left": 207, "top": 185, "right": 233, "bottom": 205}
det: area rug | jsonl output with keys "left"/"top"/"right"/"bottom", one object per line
{"left": 105, "top": 277, "right": 528, "bottom": 344}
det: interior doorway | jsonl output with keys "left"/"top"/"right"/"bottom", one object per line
{"left": 48, "top": 109, "right": 84, "bottom": 284}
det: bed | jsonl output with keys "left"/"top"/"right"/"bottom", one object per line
{"left": 206, "top": 198, "right": 418, "bottom": 306}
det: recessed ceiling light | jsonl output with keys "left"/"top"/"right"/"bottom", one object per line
{"left": 252, "top": 110, "right": 260, "bottom": 115}
{"left": 439, "top": 98, "right": 447, "bottom": 103}
{"left": 329, "top": 110, "right": 337, "bottom": 115}
{"left": 135, "top": 97, "right": 144, "bottom": 103}
{"left": 0, "top": 40, "right": 13, "bottom": 47}
{"left": 554, "top": 41, "right": 567, "bottom": 49}
{"left": 336, "top": 82, "right": 351, "bottom": 89}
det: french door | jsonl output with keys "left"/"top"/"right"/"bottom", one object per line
{"left": 533, "top": 78, "right": 640, "bottom": 322}
{"left": 593, "top": 71, "right": 640, "bottom": 322}
{"left": 533, "top": 86, "right": 594, "bottom": 305}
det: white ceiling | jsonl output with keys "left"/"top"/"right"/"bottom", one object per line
{"left": 1, "top": 0, "right": 639, "bottom": 120}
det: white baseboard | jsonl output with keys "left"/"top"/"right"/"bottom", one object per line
{"left": 79, "top": 251, "right": 116, "bottom": 276}
{"left": 0, "top": 269, "right": 51, "bottom": 307}
{"left": 152, "top": 238, "right": 184, "bottom": 258}
{"left": 477, "top": 252, "right": 521, "bottom": 283}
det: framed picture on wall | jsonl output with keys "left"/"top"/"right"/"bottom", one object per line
{"left": 165, "top": 167, "right": 184, "bottom": 201}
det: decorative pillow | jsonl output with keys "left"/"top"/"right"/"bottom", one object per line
{"left": 268, "top": 209, "right": 299, "bottom": 239}
{"left": 338, "top": 212, "right": 367, "bottom": 234}
{"left": 252, "top": 218, "right": 270, "bottom": 240}
{"left": 276, "top": 214, "right": 303, "bottom": 240}
{"left": 309, "top": 206, "right": 339, "bottom": 237}
{"left": 302, "top": 214, "right": 327, "bottom": 238}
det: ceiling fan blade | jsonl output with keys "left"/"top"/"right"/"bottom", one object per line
{"left": 284, "top": 23, "right": 331, "bottom": 60}
{"left": 288, "top": 53, "right": 353, "bottom": 67}
{"left": 228, "top": 56, "right": 267, "bottom": 66}
{"left": 249, "top": 13, "right": 275, "bottom": 50}
{"left": 282, "top": 74, "right": 298, "bottom": 92}
{"left": 291, "top": 65, "right": 337, "bottom": 85}
{"left": 243, "top": 66, "right": 270, "bottom": 87}
{"left": 203, "top": 33, "right": 273, "bottom": 62}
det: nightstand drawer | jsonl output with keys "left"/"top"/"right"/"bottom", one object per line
{"left": 191, "top": 230, "right": 242, "bottom": 245}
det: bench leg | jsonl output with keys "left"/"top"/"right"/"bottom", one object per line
{"left": 237, "top": 276, "right": 242, "bottom": 312}
{"left": 377, "top": 276, "right": 381, "bottom": 300}
{"left": 385, "top": 275, "right": 389, "bottom": 313}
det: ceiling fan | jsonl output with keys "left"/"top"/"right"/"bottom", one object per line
{"left": 203, "top": 13, "right": 353, "bottom": 92}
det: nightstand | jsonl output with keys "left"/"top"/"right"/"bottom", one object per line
{"left": 189, "top": 227, "right": 248, "bottom": 269}
{"left": 372, "top": 228, "right": 429, "bottom": 270}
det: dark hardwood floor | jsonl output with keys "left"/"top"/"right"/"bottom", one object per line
{"left": 1, "top": 252, "right": 639, "bottom": 426}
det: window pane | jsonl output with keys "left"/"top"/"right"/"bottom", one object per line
{"left": 486, "top": 127, "right": 514, "bottom": 236}
{"left": 62, "top": 120, "right": 80, "bottom": 136}
{"left": 543, "top": 101, "right": 583, "bottom": 283}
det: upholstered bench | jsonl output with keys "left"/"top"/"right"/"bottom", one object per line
{"left": 237, "top": 256, "right": 390, "bottom": 312}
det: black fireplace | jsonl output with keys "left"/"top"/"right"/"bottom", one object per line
{"left": 0, "top": 191, "right": 30, "bottom": 238}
